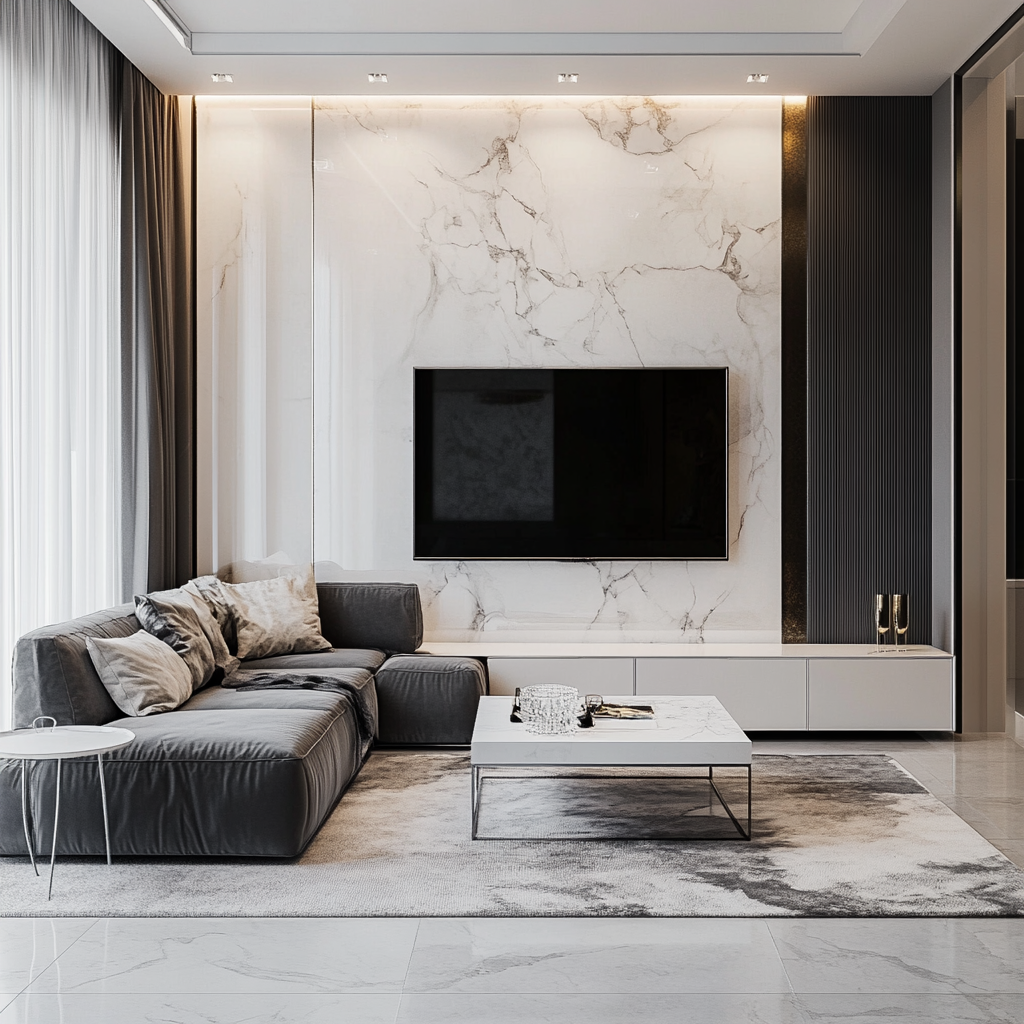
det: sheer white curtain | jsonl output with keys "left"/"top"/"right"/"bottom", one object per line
{"left": 0, "top": 1, "right": 122, "bottom": 727}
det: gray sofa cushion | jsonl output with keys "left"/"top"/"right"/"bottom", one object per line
{"left": 12, "top": 604, "right": 139, "bottom": 728}
{"left": 177, "top": 687, "right": 351, "bottom": 713}
{"left": 316, "top": 583, "right": 422, "bottom": 653}
{"left": 0, "top": 705, "right": 364, "bottom": 857}
{"left": 374, "top": 655, "right": 486, "bottom": 745}
{"left": 239, "top": 649, "right": 387, "bottom": 673}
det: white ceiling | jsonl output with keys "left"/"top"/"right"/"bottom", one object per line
{"left": 69, "top": 0, "right": 1022, "bottom": 96}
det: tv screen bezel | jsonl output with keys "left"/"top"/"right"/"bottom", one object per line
{"left": 413, "top": 366, "right": 730, "bottom": 561}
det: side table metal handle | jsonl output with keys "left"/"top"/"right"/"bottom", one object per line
{"left": 31, "top": 717, "right": 56, "bottom": 731}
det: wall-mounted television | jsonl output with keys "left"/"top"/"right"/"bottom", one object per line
{"left": 414, "top": 367, "right": 729, "bottom": 560}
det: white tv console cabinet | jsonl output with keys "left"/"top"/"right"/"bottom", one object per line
{"left": 419, "top": 643, "right": 956, "bottom": 732}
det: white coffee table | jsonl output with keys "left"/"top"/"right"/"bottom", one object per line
{"left": 0, "top": 719, "right": 135, "bottom": 898}
{"left": 469, "top": 694, "right": 752, "bottom": 841}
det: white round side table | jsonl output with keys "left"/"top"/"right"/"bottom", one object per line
{"left": 0, "top": 718, "right": 135, "bottom": 899}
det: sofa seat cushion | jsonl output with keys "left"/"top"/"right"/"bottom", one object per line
{"left": 0, "top": 705, "right": 365, "bottom": 858}
{"left": 103, "top": 707, "right": 346, "bottom": 763}
{"left": 177, "top": 686, "right": 350, "bottom": 714}
{"left": 374, "top": 655, "right": 486, "bottom": 745}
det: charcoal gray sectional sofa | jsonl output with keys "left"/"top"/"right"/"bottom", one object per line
{"left": 0, "top": 583, "right": 485, "bottom": 858}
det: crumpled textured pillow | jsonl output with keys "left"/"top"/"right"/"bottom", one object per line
{"left": 183, "top": 575, "right": 237, "bottom": 653}
{"left": 217, "top": 563, "right": 332, "bottom": 661}
{"left": 135, "top": 588, "right": 239, "bottom": 685}
{"left": 86, "top": 630, "right": 193, "bottom": 716}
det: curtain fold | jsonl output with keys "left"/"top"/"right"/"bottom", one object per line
{"left": 1, "top": 0, "right": 122, "bottom": 729}
{"left": 1, "top": 0, "right": 192, "bottom": 727}
{"left": 120, "top": 68, "right": 193, "bottom": 596}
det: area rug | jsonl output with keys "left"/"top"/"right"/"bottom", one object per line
{"left": 3, "top": 753, "right": 1024, "bottom": 917}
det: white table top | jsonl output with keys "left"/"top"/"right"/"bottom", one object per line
{"left": 470, "top": 695, "right": 752, "bottom": 767}
{"left": 0, "top": 725, "right": 135, "bottom": 760}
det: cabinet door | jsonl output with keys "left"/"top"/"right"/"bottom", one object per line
{"left": 808, "top": 658, "right": 954, "bottom": 730}
{"left": 635, "top": 658, "right": 807, "bottom": 731}
{"left": 486, "top": 658, "right": 634, "bottom": 697}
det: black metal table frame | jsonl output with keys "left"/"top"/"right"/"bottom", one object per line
{"left": 470, "top": 762, "right": 752, "bottom": 841}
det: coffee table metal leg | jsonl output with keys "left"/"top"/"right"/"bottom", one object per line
{"left": 708, "top": 766, "right": 751, "bottom": 841}
{"left": 21, "top": 759, "right": 38, "bottom": 876}
{"left": 471, "top": 766, "right": 481, "bottom": 840}
{"left": 97, "top": 753, "right": 111, "bottom": 866}
{"left": 48, "top": 759, "right": 61, "bottom": 900}
{"left": 747, "top": 765, "right": 752, "bottom": 839}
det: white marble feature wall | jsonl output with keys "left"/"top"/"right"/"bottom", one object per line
{"left": 312, "top": 97, "right": 782, "bottom": 643}
{"left": 195, "top": 98, "right": 313, "bottom": 575}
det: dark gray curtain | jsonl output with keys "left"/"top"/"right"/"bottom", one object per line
{"left": 120, "top": 66, "right": 193, "bottom": 597}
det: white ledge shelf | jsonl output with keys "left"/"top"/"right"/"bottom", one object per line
{"left": 419, "top": 642, "right": 952, "bottom": 659}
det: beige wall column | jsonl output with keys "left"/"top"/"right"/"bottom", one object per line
{"left": 961, "top": 71, "right": 1010, "bottom": 732}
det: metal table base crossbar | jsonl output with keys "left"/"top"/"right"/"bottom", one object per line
{"left": 470, "top": 762, "right": 752, "bottom": 842}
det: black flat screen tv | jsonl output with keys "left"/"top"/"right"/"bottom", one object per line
{"left": 414, "top": 367, "right": 729, "bottom": 560}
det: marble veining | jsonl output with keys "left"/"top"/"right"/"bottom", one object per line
{"left": 312, "top": 96, "right": 781, "bottom": 644}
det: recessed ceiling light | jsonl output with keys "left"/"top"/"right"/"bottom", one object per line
{"left": 210, "top": 73, "right": 233, "bottom": 83}
{"left": 558, "top": 73, "right": 579, "bottom": 84}
{"left": 142, "top": 0, "right": 190, "bottom": 50}
{"left": 747, "top": 74, "right": 769, "bottom": 84}
{"left": 368, "top": 73, "right": 388, "bottom": 83}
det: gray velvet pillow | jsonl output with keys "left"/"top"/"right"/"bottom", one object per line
{"left": 218, "top": 563, "right": 332, "bottom": 661}
{"left": 135, "top": 589, "right": 238, "bottom": 685}
{"left": 86, "top": 630, "right": 194, "bottom": 716}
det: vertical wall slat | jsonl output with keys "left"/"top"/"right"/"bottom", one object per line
{"left": 806, "top": 96, "right": 933, "bottom": 644}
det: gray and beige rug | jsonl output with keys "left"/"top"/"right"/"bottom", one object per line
{"left": 2, "top": 753, "right": 1024, "bottom": 917}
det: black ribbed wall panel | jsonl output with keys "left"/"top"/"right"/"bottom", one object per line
{"left": 806, "top": 96, "right": 932, "bottom": 644}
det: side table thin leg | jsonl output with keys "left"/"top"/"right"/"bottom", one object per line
{"left": 97, "top": 753, "right": 111, "bottom": 865}
{"left": 47, "top": 759, "right": 62, "bottom": 901}
{"left": 21, "top": 759, "right": 38, "bottom": 876}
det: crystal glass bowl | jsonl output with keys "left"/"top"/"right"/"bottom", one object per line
{"left": 519, "top": 685, "right": 579, "bottom": 735}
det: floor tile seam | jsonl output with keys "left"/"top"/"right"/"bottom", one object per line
{"left": 763, "top": 920, "right": 800, "bottom": 996}
{"left": 11, "top": 919, "right": 99, "bottom": 991}
{"left": 21, "top": 988, "right": 413, "bottom": 996}
{"left": 400, "top": 918, "right": 423, "bottom": 994}
{"left": 22, "top": 985, "right": 804, "bottom": 996}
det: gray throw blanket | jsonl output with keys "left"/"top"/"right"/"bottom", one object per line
{"left": 222, "top": 669, "right": 378, "bottom": 758}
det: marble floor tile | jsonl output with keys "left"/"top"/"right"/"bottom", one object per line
{"left": 26, "top": 917, "right": 419, "bottom": 994}
{"left": 962, "top": 797, "right": 1024, "bottom": 838}
{"left": 395, "top": 992, "right": 808, "bottom": 1024}
{"left": 991, "top": 839, "right": 1024, "bottom": 867}
{"left": 795, "top": 993, "right": 1022, "bottom": 1023}
{"left": 768, "top": 919, "right": 1024, "bottom": 994}
{"left": 404, "top": 917, "right": 792, "bottom": 993}
{"left": 0, "top": 992, "right": 402, "bottom": 1023}
{"left": 0, "top": 920, "right": 96, "bottom": 992}
{"left": 927, "top": 796, "right": 1010, "bottom": 841}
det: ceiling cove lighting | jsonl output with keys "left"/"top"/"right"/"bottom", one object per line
{"left": 557, "top": 73, "right": 579, "bottom": 83}
{"left": 142, "top": 0, "right": 190, "bottom": 50}
{"left": 210, "top": 73, "right": 233, "bottom": 83}
{"left": 747, "top": 73, "right": 770, "bottom": 84}
{"left": 368, "top": 73, "right": 388, "bottom": 83}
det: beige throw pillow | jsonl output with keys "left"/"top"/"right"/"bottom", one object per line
{"left": 86, "top": 630, "right": 194, "bottom": 716}
{"left": 217, "top": 563, "right": 331, "bottom": 661}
